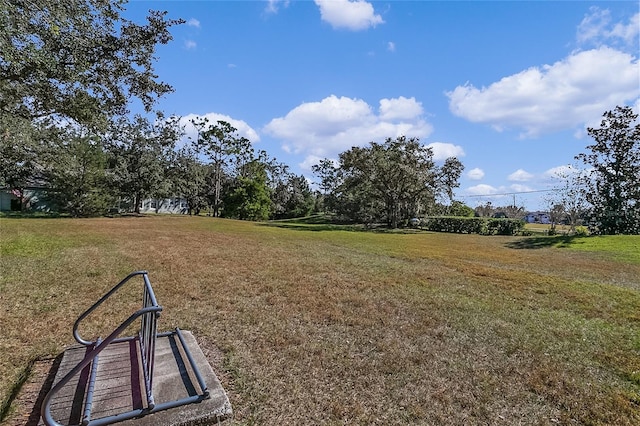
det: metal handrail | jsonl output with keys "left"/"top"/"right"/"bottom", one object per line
{"left": 42, "top": 271, "right": 162, "bottom": 426}
{"left": 73, "top": 271, "right": 159, "bottom": 346}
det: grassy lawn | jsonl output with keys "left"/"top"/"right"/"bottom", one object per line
{"left": 1, "top": 216, "right": 639, "bottom": 425}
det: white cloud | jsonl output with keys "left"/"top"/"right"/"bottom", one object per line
{"left": 466, "top": 184, "right": 499, "bottom": 196}
{"left": 467, "top": 168, "right": 485, "bottom": 180}
{"left": 314, "top": 0, "right": 384, "bottom": 31}
{"left": 610, "top": 13, "right": 640, "bottom": 45}
{"left": 509, "top": 183, "right": 534, "bottom": 193}
{"left": 299, "top": 154, "right": 326, "bottom": 171}
{"left": 387, "top": 41, "right": 396, "bottom": 52}
{"left": 543, "top": 165, "right": 577, "bottom": 180}
{"left": 577, "top": 7, "right": 639, "bottom": 47}
{"left": 178, "top": 113, "right": 260, "bottom": 147}
{"left": 577, "top": 7, "right": 611, "bottom": 45}
{"left": 265, "top": 0, "right": 290, "bottom": 14}
{"left": 447, "top": 47, "right": 639, "bottom": 137}
{"left": 508, "top": 169, "right": 534, "bottom": 182}
{"left": 379, "top": 96, "right": 423, "bottom": 120}
{"left": 184, "top": 40, "right": 197, "bottom": 50}
{"left": 263, "top": 94, "right": 433, "bottom": 169}
{"left": 426, "top": 142, "right": 465, "bottom": 161}
{"left": 187, "top": 18, "right": 200, "bottom": 28}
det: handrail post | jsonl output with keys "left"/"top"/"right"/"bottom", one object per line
{"left": 139, "top": 275, "right": 160, "bottom": 409}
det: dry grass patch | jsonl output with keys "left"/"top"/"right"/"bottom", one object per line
{"left": 1, "top": 216, "right": 639, "bottom": 425}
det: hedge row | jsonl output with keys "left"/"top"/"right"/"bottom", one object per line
{"left": 420, "top": 216, "right": 526, "bottom": 235}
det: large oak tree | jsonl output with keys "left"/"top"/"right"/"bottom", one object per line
{"left": 1, "top": 0, "right": 183, "bottom": 126}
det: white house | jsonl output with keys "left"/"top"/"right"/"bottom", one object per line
{"left": 524, "top": 211, "right": 551, "bottom": 224}
{"left": 137, "top": 198, "right": 190, "bottom": 214}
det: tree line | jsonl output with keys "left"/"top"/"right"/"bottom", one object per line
{"left": 1, "top": 110, "right": 465, "bottom": 224}
{"left": 1, "top": 113, "right": 318, "bottom": 220}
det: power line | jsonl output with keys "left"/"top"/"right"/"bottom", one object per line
{"left": 459, "top": 189, "right": 554, "bottom": 198}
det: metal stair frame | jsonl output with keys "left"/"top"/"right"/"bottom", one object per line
{"left": 41, "top": 271, "right": 210, "bottom": 426}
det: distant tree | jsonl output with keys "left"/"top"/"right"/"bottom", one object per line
{"left": 547, "top": 204, "right": 565, "bottom": 234}
{"left": 311, "top": 158, "right": 340, "bottom": 214}
{"left": 0, "top": 116, "right": 40, "bottom": 209}
{"left": 1, "top": 0, "right": 183, "bottom": 127}
{"left": 545, "top": 167, "right": 589, "bottom": 233}
{"left": 474, "top": 202, "right": 495, "bottom": 218}
{"left": 169, "top": 147, "right": 208, "bottom": 215}
{"left": 191, "top": 118, "right": 252, "bottom": 217}
{"left": 447, "top": 201, "right": 475, "bottom": 217}
{"left": 107, "top": 114, "right": 181, "bottom": 213}
{"left": 438, "top": 157, "right": 464, "bottom": 205}
{"left": 271, "top": 174, "right": 315, "bottom": 219}
{"left": 576, "top": 106, "right": 640, "bottom": 234}
{"left": 223, "top": 160, "right": 271, "bottom": 221}
{"left": 335, "top": 136, "right": 443, "bottom": 228}
{"left": 42, "top": 128, "right": 113, "bottom": 217}
{"left": 312, "top": 158, "right": 339, "bottom": 195}
{"left": 496, "top": 205, "right": 526, "bottom": 220}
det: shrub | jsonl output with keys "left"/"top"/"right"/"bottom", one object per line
{"left": 422, "top": 216, "right": 486, "bottom": 234}
{"left": 573, "top": 226, "right": 589, "bottom": 236}
{"left": 486, "top": 218, "right": 525, "bottom": 235}
{"left": 421, "top": 217, "right": 525, "bottom": 235}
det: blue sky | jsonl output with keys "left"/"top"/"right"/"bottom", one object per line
{"left": 126, "top": 1, "right": 639, "bottom": 210}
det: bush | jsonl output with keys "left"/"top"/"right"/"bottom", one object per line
{"left": 422, "top": 216, "right": 486, "bottom": 234}
{"left": 486, "top": 218, "right": 525, "bottom": 235}
{"left": 573, "top": 226, "right": 589, "bottom": 237}
{"left": 421, "top": 216, "right": 525, "bottom": 235}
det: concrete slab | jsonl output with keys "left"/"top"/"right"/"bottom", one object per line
{"left": 40, "top": 330, "right": 232, "bottom": 426}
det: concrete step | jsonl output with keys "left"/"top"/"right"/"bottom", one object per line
{"left": 41, "top": 330, "right": 231, "bottom": 426}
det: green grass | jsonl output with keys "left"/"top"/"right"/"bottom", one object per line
{"left": 1, "top": 216, "right": 639, "bottom": 425}
{"left": 509, "top": 234, "right": 640, "bottom": 264}
{"left": 559, "top": 235, "right": 640, "bottom": 263}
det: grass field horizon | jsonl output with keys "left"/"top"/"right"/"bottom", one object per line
{"left": 1, "top": 215, "right": 639, "bottom": 425}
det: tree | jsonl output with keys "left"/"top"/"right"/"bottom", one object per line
{"left": 1, "top": 0, "right": 183, "bottom": 127}
{"left": 169, "top": 147, "right": 208, "bottom": 215}
{"left": 333, "top": 136, "right": 446, "bottom": 228}
{"left": 42, "top": 127, "right": 113, "bottom": 217}
{"left": 0, "top": 115, "right": 40, "bottom": 209}
{"left": 311, "top": 158, "right": 340, "bottom": 214}
{"left": 191, "top": 118, "right": 252, "bottom": 217}
{"left": 107, "top": 114, "right": 181, "bottom": 214}
{"left": 438, "top": 157, "right": 464, "bottom": 204}
{"left": 474, "top": 202, "right": 495, "bottom": 218}
{"left": 222, "top": 160, "right": 271, "bottom": 221}
{"left": 576, "top": 106, "right": 640, "bottom": 234}
{"left": 547, "top": 204, "right": 565, "bottom": 234}
{"left": 545, "top": 166, "right": 589, "bottom": 233}
{"left": 494, "top": 204, "right": 526, "bottom": 220}
{"left": 271, "top": 174, "right": 315, "bottom": 219}
{"left": 447, "top": 201, "right": 475, "bottom": 217}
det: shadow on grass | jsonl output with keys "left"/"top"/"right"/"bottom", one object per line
{"left": 260, "top": 222, "right": 369, "bottom": 233}
{"left": 262, "top": 215, "right": 428, "bottom": 234}
{"left": 506, "top": 235, "right": 584, "bottom": 250}
{"left": 0, "top": 212, "right": 154, "bottom": 219}
{"left": 0, "top": 211, "right": 66, "bottom": 219}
